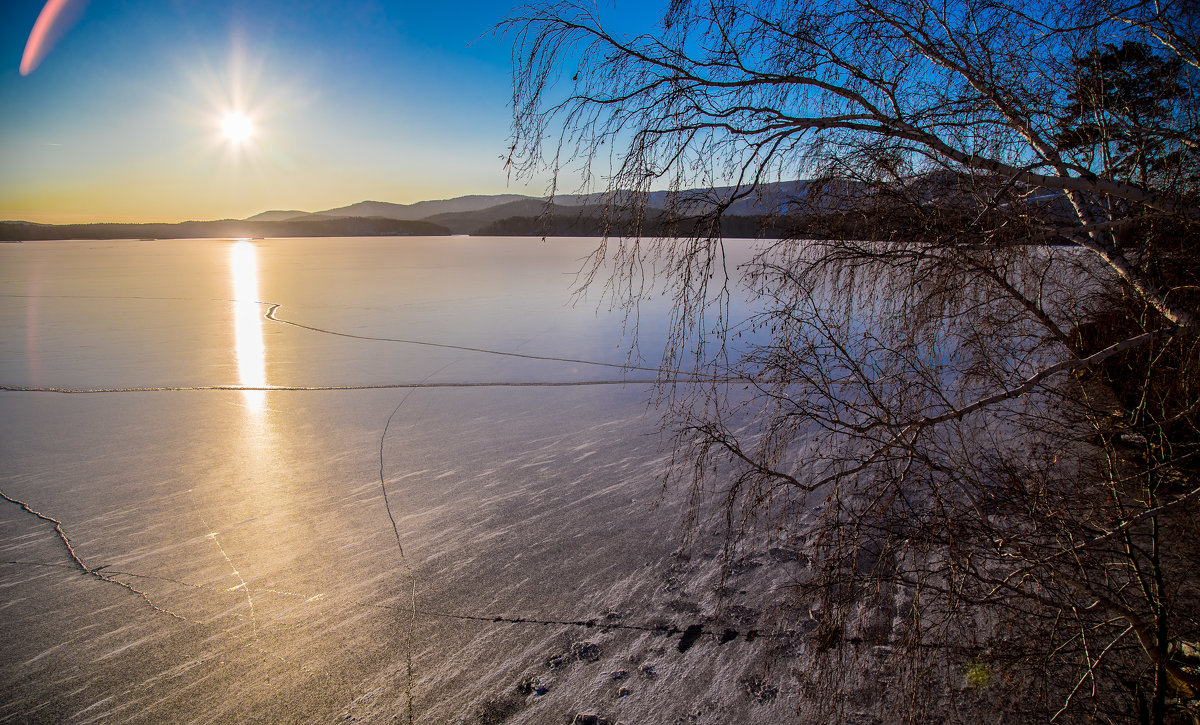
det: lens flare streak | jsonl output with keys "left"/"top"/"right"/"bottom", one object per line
{"left": 20, "top": 0, "right": 84, "bottom": 76}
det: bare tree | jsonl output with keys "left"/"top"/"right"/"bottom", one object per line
{"left": 507, "top": 0, "right": 1199, "bottom": 722}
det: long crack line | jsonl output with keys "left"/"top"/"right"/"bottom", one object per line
{"left": 0, "top": 489, "right": 185, "bottom": 621}
{"left": 2, "top": 293, "right": 734, "bottom": 395}
{"left": 378, "top": 361, "right": 457, "bottom": 725}
{"left": 264, "top": 303, "right": 665, "bottom": 374}
{"left": 4, "top": 293, "right": 676, "bottom": 374}
{"left": 379, "top": 361, "right": 457, "bottom": 555}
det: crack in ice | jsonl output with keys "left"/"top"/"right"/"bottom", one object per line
{"left": 376, "top": 362, "right": 458, "bottom": 725}
{"left": 0, "top": 489, "right": 185, "bottom": 621}
{"left": 0, "top": 559, "right": 788, "bottom": 645}
{"left": 189, "top": 491, "right": 258, "bottom": 645}
{"left": 263, "top": 302, "right": 665, "bottom": 373}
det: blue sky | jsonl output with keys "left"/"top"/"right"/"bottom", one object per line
{"left": 0, "top": 1, "right": 660, "bottom": 223}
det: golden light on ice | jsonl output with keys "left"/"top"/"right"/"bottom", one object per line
{"left": 231, "top": 240, "right": 266, "bottom": 411}
{"left": 222, "top": 113, "right": 254, "bottom": 143}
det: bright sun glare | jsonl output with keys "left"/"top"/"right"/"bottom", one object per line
{"left": 222, "top": 113, "right": 254, "bottom": 143}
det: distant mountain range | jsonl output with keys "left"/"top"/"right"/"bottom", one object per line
{"left": 247, "top": 182, "right": 809, "bottom": 224}
{"left": 0, "top": 182, "right": 816, "bottom": 241}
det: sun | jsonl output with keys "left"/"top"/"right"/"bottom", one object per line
{"left": 221, "top": 113, "right": 254, "bottom": 143}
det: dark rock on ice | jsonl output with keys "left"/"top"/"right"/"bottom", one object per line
{"left": 571, "top": 641, "right": 601, "bottom": 662}
{"left": 677, "top": 624, "right": 704, "bottom": 652}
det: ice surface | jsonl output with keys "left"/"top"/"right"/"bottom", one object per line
{"left": 0, "top": 237, "right": 807, "bottom": 723}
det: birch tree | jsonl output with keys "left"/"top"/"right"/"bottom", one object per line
{"left": 508, "top": 0, "right": 1199, "bottom": 720}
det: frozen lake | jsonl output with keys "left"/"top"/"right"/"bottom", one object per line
{"left": 0, "top": 237, "right": 805, "bottom": 723}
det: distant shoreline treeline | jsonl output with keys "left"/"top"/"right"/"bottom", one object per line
{"left": 0, "top": 213, "right": 853, "bottom": 242}
{"left": 0, "top": 212, "right": 1065, "bottom": 244}
{"left": 0, "top": 217, "right": 452, "bottom": 241}
{"left": 0, "top": 215, "right": 779, "bottom": 241}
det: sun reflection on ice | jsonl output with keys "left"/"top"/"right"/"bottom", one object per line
{"left": 231, "top": 240, "right": 266, "bottom": 411}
